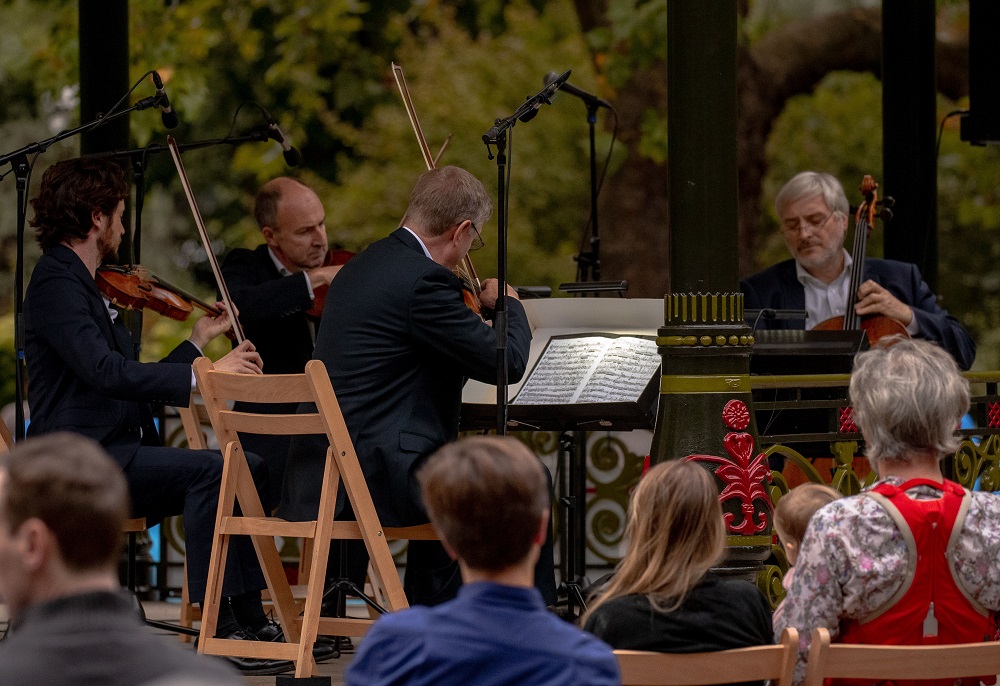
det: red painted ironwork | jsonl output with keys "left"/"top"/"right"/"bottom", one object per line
{"left": 722, "top": 399, "right": 750, "bottom": 431}
{"left": 687, "top": 430, "right": 772, "bottom": 536}
{"left": 839, "top": 406, "right": 859, "bottom": 433}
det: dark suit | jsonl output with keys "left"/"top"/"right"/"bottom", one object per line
{"left": 24, "top": 245, "right": 267, "bottom": 602}
{"left": 223, "top": 245, "right": 317, "bottom": 504}
{"left": 280, "top": 228, "right": 540, "bottom": 603}
{"left": 0, "top": 591, "right": 242, "bottom": 686}
{"left": 741, "top": 257, "right": 975, "bottom": 370}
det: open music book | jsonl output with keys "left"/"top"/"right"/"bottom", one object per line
{"left": 512, "top": 334, "right": 660, "bottom": 405}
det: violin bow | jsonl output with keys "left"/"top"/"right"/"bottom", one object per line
{"left": 166, "top": 136, "right": 246, "bottom": 344}
{"left": 391, "top": 63, "right": 479, "bottom": 294}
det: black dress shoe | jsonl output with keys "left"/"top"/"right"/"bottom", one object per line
{"left": 253, "top": 620, "right": 338, "bottom": 663}
{"left": 209, "top": 628, "right": 295, "bottom": 676}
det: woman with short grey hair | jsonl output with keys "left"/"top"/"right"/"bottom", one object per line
{"left": 850, "top": 337, "right": 970, "bottom": 467}
{"left": 775, "top": 338, "right": 1000, "bottom": 685}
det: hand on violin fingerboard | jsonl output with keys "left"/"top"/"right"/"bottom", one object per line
{"left": 477, "top": 279, "right": 520, "bottom": 310}
{"left": 855, "top": 280, "right": 914, "bottom": 326}
{"left": 215, "top": 339, "right": 264, "bottom": 375}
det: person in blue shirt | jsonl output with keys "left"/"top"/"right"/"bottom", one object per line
{"left": 345, "top": 436, "right": 620, "bottom": 686}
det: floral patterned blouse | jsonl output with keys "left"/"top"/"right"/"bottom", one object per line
{"left": 773, "top": 477, "right": 1000, "bottom": 685}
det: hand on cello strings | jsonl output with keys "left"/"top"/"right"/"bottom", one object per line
{"left": 189, "top": 301, "right": 264, "bottom": 374}
{"left": 854, "top": 280, "right": 913, "bottom": 327}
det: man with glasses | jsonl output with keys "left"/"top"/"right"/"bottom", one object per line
{"left": 281, "top": 165, "right": 546, "bottom": 606}
{"left": 741, "top": 171, "right": 974, "bottom": 369}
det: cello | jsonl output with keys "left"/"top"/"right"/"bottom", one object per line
{"left": 813, "top": 175, "right": 907, "bottom": 344}
{"left": 391, "top": 62, "right": 483, "bottom": 316}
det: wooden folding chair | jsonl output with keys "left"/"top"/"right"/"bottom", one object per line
{"left": 615, "top": 628, "right": 799, "bottom": 686}
{"left": 803, "top": 627, "right": 1000, "bottom": 685}
{"left": 193, "top": 357, "right": 435, "bottom": 678}
{"left": 0, "top": 419, "right": 13, "bottom": 452}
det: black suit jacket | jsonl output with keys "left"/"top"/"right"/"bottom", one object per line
{"left": 222, "top": 244, "right": 315, "bottom": 374}
{"left": 740, "top": 257, "right": 976, "bottom": 370}
{"left": 281, "top": 228, "right": 532, "bottom": 526}
{"left": 24, "top": 245, "right": 198, "bottom": 468}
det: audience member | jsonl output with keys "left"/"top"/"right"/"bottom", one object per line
{"left": 775, "top": 338, "right": 1000, "bottom": 685}
{"left": 0, "top": 433, "right": 242, "bottom": 686}
{"left": 345, "top": 436, "right": 619, "bottom": 686}
{"left": 771, "top": 483, "right": 840, "bottom": 626}
{"left": 583, "top": 459, "right": 773, "bottom": 677}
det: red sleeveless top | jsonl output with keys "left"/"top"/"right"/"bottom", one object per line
{"left": 830, "top": 478, "right": 994, "bottom": 686}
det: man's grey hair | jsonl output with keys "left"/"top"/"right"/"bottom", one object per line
{"left": 774, "top": 171, "right": 850, "bottom": 219}
{"left": 850, "top": 338, "right": 969, "bottom": 469}
{"left": 400, "top": 166, "right": 492, "bottom": 237}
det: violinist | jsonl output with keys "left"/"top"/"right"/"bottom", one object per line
{"left": 22, "top": 157, "right": 296, "bottom": 675}
{"left": 221, "top": 177, "right": 343, "bottom": 505}
{"left": 741, "top": 171, "right": 975, "bottom": 370}
{"left": 280, "top": 165, "right": 556, "bottom": 607}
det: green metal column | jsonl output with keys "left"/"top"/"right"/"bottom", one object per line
{"left": 651, "top": 0, "right": 773, "bottom": 598}
{"left": 882, "top": 0, "right": 937, "bottom": 289}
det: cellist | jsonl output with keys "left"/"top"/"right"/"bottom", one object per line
{"left": 740, "top": 171, "right": 975, "bottom": 370}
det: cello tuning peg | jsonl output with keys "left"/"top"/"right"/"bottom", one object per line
{"left": 879, "top": 208, "right": 894, "bottom": 222}
{"left": 881, "top": 196, "right": 896, "bottom": 208}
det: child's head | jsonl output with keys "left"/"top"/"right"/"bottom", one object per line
{"left": 773, "top": 483, "right": 840, "bottom": 565}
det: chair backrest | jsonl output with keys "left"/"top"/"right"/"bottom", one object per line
{"left": 177, "top": 391, "right": 211, "bottom": 450}
{"left": 803, "top": 627, "right": 1000, "bottom": 686}
{"left": 193, "top": 357, "right": 335, "bottom": 445}
{"left": 615, "top": 628, "right": 799, "bottom": 686}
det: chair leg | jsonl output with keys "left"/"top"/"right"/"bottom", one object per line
{"left": 178, "top": 558, "right": 200, "bottom": 643}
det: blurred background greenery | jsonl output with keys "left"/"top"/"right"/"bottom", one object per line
{"left": 1, "top": 0, "right": 999, "bottom": 419}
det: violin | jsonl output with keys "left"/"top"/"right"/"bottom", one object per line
{"left": 391, "top": 63, "right": 483, "bottom": 316}
{"left": 813, "top": 175, "right": 907, "bottom": 344}
{"left": 305, "top": 248, "right": 355, "bottom": 320}
{"left": 96, "top": 264, "right": 222, "bottom": 321}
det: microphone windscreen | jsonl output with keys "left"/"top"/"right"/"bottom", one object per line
{"left": 283, "top": 146, "right": 303, "bottom": 167}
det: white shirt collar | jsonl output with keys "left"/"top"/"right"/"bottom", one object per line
{"left": 267, "top": 247, "right": 293, "bottom": 277}
{"left": 401, "top": 226, "right": 433, "bottom": 259}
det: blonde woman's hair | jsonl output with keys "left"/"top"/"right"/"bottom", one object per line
{"left": 583, "top": 460, "right": 726, "bottom": 623}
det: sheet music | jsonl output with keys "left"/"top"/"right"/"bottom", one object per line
{"left": 513, "top": 335, "right": 659, "bottom": 405}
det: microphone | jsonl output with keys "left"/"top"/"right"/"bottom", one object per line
{"left": 519, "top": 70, "right": 571, "bottom": 124}
{"left": 151, "top": 71, "right": 179, "bottom": 129}
{"left": 543, "top": 71, "right": 612, "bottom": 109}
{"left": 267, "top": 119, "right": 302, "bottom": 167}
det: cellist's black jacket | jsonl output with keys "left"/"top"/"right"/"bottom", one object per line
{"left": 741, "top": 257, "right": 976, "bottom": 370}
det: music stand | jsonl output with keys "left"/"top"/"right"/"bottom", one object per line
{"left": 462, "top": 298, "right": 662, "bottom": 617}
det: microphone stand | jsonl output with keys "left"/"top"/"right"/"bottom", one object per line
{"left": 482, "top": 71, "right": 570, "bottom": 436}
{"left": 0, "top": 97, "right": 162, "bottom": 441}
{"left": 576, "top": 99, "right": 602, "bottom": 282}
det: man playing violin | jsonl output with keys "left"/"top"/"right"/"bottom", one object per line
{"left": 281, "top": 165, "right": 556, "bottom": 606}
{"left": 222, "top": 177, "right": 342, "bottom": 505}
{"left": 22, "top": 157, "right": 296, "bottom": 675}
{"left": 741, "top": 171, "right": 975, "bottom": 370}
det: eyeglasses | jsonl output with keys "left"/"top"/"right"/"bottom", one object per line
{"left": 468, "top": 221, "right": 484, "bottom": 251}
{"left": 782, "top": 211, "right": 835, "bottom": 235}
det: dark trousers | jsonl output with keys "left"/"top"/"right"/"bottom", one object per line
{"left": 124, "top": 446, "right": 269, "bottom": 603}
{"left": 332, "top": 466, "right": 559, "bottom": 608}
